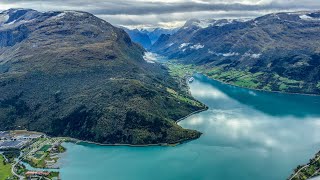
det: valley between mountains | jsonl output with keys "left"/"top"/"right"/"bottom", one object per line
{"left": 1, "top": 7, "right": 320, "bottom": 180}
{"left": 1, "top": 8, "right": 320, "bottom": 147}
{"left": 138, "top": 12, "right": 320, "bottom": 95}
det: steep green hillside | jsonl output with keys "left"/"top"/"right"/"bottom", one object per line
{"left": 0, "top": 9, "right": 206, "bottom": 145}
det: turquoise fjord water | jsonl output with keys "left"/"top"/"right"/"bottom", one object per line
{"left": 58, "top": 74, "right": 320, "bottom": 180}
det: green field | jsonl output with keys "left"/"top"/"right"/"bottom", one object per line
{"left": 166, "top": 62, "right": 196, "bottom": 78}
{"left": 205, "top": 68, "right": 262, "bottom": 89}
{"left": 40, "top": 145, "right": 52, "bottom": 152}
{"left": 0, "top": 155, "right": 13, "bottom": 180}
{"left": 166, "top": 62, "right": 316, "bottom": 94}
{"left": 34, "top": 152, "right": 44, "bottom": 159}
{"left": 167, "top": 63, "right": 262, "bottom": 89}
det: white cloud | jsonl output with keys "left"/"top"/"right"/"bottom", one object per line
{"left": 180, "top": 106, "right": 320, "bottom": 151}
{"left": 0, "top": 0, "right": 320, "bottom": 28}
{"left": 143, "top": 52, "right": 157, "bottom": 63}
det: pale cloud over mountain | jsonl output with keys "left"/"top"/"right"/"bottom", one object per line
{"left": 0, "top": 0, "right": 319, "bottom": 28}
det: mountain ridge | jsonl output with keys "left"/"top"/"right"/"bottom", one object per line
{"left": 0, "top": 8, "right": 206, "bottom": 145}
{"left": 151, "top": 11, "right": 320, "bottom": 95}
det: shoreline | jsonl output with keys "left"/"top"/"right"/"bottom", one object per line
{"left": 76, "top": 139, "right": 180, "bottom": 148}
{"left": 175, "top": 107, "right": 208, "bottom": 123}
{"left": 69, "top": 77, "right": 210, "bottom": 148}
{"left": 65, "top": 74, "right": 210, "bottom": 148}
{"left": 6, "top": 76, "right": 209, "bottom": 152}
{"left": 64, "top": 134, "right": 200, "bottom": 148}
{"left": 196, "top": 72, "right": 320, "bottom": 97}
{"left": 166, "top": 60, "right": 320, "bottom": 97}
{"left": 63, "top": 107, "right": 209, "bottom": 148}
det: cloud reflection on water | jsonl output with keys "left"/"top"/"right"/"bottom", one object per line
{"left": 57, "top": 74, "right": 320, "bottom": 180}
{"left": 180, "top": 75, "right": 320, "bottom": 153}
{"left": 189, "top": 74, "right": 320, "bottom": 118}
{"left": 190, "top": 86, "right": 228, "bottom": 100}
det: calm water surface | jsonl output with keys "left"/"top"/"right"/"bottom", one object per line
{"left": 58, "top": 74, "right": 320, "bottom": 180}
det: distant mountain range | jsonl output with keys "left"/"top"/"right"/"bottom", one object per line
{"left": 122, "top": 27, "right": 179, "bottom": 49}
{"left": 0, "top": 9, "right": 205, "bottom": 145}
{"left": 151, "top": 11, "right": 320, "bottom": 95}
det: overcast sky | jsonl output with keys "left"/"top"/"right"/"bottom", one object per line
{"left": 0, "top": 0, "right": 320, "bottom": 29}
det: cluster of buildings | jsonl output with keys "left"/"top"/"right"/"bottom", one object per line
{"left": 25, "top": 171, "right": 50, "bottom": 176}
{"left": 0, "top": 131, "right": 44, "bottom": 150}
{"left": 25, "top": 171, "right": 57, "bottom": 180}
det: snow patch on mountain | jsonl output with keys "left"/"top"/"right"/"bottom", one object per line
{"left": 300, "top": 14, "right": 313, "bottom": 20}
{"left": 244, "top": 53, "right": 261, "bottom": 59}
{"left": 183, "top": 18, "right": 251, "bottom": 30}
{"left": 208, "top": 51, "right": 260, "bottom": 58}
{"left": 0, "top": 19, "right": 34, "bottom": 29}
{"left": 251, "top": 53, "right": 261, "bottom": 59}
{"left": 208, "top": 50, "right": 240, "bottom": 57}
{"left": 179, "top": 43, "right": 191, "bottom": 49}
{"left": 214, "top": 19, "right": 236, "bottom": 27}
{"left": 6, "top": 20, "right": 17, "bottom": 25}
{"left": 195, "top": 20, "right": 213, "bottom": 28}
{"left": 223, "top": 52, "right": 239, "bottom": 57}
{"left": 208, "top": 50, "right": 214, "bottom": 54}
{"left": 49, "top": 11, "right": 86, "bottom": 21}
{"left": 299, "top": 14, "right": 320, "bottom": 21}
{"left": 49, "top": 12, "right": 66, "bottom": 21}
{"left": 167, "top": 43, "right": 174, "bottom": 47}
{"left": 0, "top": 14, "right": 9, "bottom": 24}
{"left": 194, "top": 19, "right": 228, "bottom": 28}
{"left": 190, "top": 43, "right": 204, "bottom": 50}
{"left": 64, "top": 11, "right": 85, "bottom": 16}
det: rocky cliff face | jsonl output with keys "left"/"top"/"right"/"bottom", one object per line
{"left": 0, "top": 9, "right": 205, "bottom": 145}
{"left": 151, "top": 11, "right": 320, "bottom": 94}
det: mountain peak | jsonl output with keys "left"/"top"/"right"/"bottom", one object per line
{"left": 1, "top": 8, "right": 35, "bottom": 14}
{"left": 0, "top": 8, "right": 40, "bottom": 25}
{"left": 182, "top": 18, "right": 252, "bottom": 30}
{"left": 50, "top": 10, "right": 90, "bottom": 18}
{"left": 252, "top": 10, "right": 320, "bottom": 24}
{"left": 0, "top": 8, "right": 110, "bottom": 33}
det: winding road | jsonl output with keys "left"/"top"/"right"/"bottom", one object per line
{"left": 11, "top": 152, "right": 25, "bottom": 180}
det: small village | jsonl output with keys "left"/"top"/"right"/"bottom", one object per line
{"left": 0, "top": 130, "right": 68, "bottom": 180}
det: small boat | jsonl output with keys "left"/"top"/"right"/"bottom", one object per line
{"left": 188, "top": 77, "right": 194, "bottom": 83}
